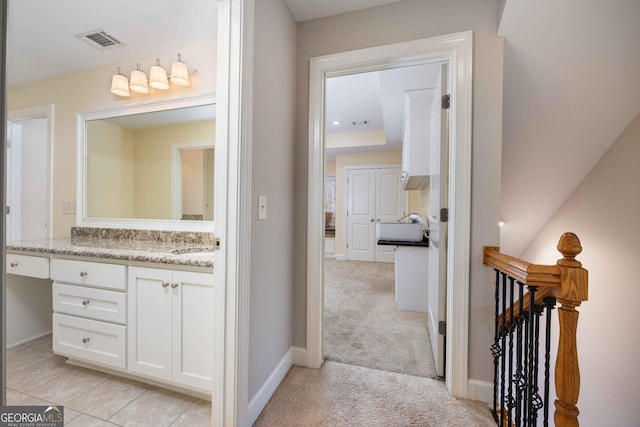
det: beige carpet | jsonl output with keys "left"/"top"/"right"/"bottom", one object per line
{"left": 254, "top": 361, "right": 494, "bottom": 427}
{"left": 324, "top": 259, "right": 436, "bottom": 378}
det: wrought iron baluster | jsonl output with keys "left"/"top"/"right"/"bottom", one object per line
{"left": 514, "top": 281, "right": 525, "bottom": 426}
{"left": 526, "top": 286, "right": 538, "bottom": 426}
{"left": 522, "top": 308, "right": 530, "bottom": 425}
{"left": 543, "top": 297, "right": 556, "bottom": 427}
{"left": 500, "top": 272, "right": 507, "bottom": 427}
{"left": 491, "top": 269, "right": 500, "bottom": 422}
{"left": 506, "top": 277, "right": 515, "bottom": 426}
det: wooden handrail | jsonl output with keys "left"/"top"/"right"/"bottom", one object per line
{"left": 484, "top": 232, "right": 588, "bottom": 427}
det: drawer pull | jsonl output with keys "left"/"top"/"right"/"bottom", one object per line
{"left": 171, "top": 283, "right": 179, "bottom": 289}
{"left": 162, "top": 282, "right": 170, "bottom": 288}
{"left": 10, "top": 262, "right": 18, "bottom": 267}
{"left": 82, "top": 337, "right": 90, "bottom": 344}
{"left": 82, "top": 299, "right": 90, "bottom": 306}
{"left": 80, "top": 271, "right": 88, "bottom": 277}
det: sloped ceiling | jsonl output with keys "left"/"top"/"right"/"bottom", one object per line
{"left": 498, "top": 0, "right": 640, "bottom": 255}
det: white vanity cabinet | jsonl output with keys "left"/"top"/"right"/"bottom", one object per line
{"left": 51, "top": 258, "right": 128, "bottom": 369}
{"left": 127, "top": 266, "right": 214, "bottom": 391}
{"left": 7, "top": 253, "right": 50, "bottom": 278}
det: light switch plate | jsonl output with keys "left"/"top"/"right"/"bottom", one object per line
{"left": 258, "top": 196, "right": 267, "bottom": 220}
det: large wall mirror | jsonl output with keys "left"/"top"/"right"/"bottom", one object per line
{"left": 78, "top": 95, "right": 216, "bottom": 231}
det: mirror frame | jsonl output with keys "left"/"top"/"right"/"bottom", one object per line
{"left": 77, "top": 93, "right": 216, "bottom": 232}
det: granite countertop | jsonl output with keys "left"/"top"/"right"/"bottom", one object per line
{"left": 7, "top": 236, "right": 215, "bottom": 269}
{"left": 377, "top": 237, "right": 429, "bottom": 247}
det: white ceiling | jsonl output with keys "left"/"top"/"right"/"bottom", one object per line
{"left": 285, "top": 0, "right": 404, "bottom": 22}
{"left": 499, "top": 0, "right": 640, "bottom": 256}
{"left": 6, "top": 0, "right": 217, "bottom": 87}
{"left": 325, "top": 63, "right": 442, "bottom": 161}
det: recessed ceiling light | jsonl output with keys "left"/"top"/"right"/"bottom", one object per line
{"left": 332, "top": 121, "right": 341, "bottom": 126}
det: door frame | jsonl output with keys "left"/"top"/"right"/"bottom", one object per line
{"left": 7, "top": 105, "right": 54, "bottom": 241}
{"left": 306, "top": 31, "right": 473, "bottom": 397}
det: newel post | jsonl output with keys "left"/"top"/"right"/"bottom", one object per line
{"left": 553, "top": 233, "right": 588, "bottom": 427}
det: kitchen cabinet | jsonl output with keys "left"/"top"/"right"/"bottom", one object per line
{"left": 51, "top": 258, "right": 128, "bottom": 369}
{"left": 128, "top": 266, "right": 214, "bottom": 391}
{"left": 401, "top": 89, "right": 433, "bottom": 190}
{"left": 394, "top": 245, "right": 429, "bottom": 312}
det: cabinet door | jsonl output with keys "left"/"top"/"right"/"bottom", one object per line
{"left": 172, "top": 271, "right": 214, "bottom": 390}
{"left": 375, "top": 168, "right": 406, "bottom": 263}
{"left": 128, "top": 267, "right": 173, "bottom": 381}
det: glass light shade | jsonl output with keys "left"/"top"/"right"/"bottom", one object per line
{"left": 149, "top": 65, "right": 169, "bottom": 90}
{"left": 110, "top": 73, "right": 130, "bottom": 97}
{"left": 170, "top": 60, "right": 189, "bottom": 86}
{"left": 129, "top": 69, "right": 149, "bottom": 94}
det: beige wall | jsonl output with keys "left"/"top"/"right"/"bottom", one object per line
{"left": 132, "top": 120, "right": 215, "bottom": 219}
{"left": 326, "top": 129, "right": 386, "bottom": 148}
{"left": 521, "top": 113, "right": 640, "bottom": 426}
{"left": 325, "top": 160, "right": 336, "bottom": 175}
{"left": 7, "top": 41, "right": 216, "bottom": 236}
{"left": 292, "top": 0, "right": 504, "bottom": 385}
{"left": 86, "top": 121, "right": 135, "bottom": 218}
{"left": 333, "top": 150, "right": 402, "bottom": 256}
{"left": 249, "top": 0, "right": 297, "bottom": 404}
{"left": 407, "top": 184, "right": 430, "bottom": 220}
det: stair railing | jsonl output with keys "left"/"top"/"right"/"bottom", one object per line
{"left": 483, "top": 232, "right": 588, "bottom": 427}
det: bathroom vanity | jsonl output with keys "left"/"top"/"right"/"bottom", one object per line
{"left": 6, "top": 227, "right": 215, "bottom": 396}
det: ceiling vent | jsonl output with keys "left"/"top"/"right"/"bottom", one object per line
{"left": 76, "top": 29, "right": 126, "bottom": 50}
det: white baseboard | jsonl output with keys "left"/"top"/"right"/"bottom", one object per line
{"left": 468, "top": 378, "right": 493, "bottom": 404}
{"left": 248, "top": 348, "right": 293, "bottom": 426}
{"left": 334, "top": 254, "right": 346, "bottom": 261}
{"left": 292, "top": 346, "right": 307, "bottom": 366}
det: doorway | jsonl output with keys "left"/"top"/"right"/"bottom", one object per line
{"left": 6, "top": 105, "right": 54, "bottom": 242}
{"left": 307, "top": 32, "right": 473, "bottom": 397}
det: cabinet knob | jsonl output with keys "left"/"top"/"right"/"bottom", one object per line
{"left": 162, "top": 282, "right": 170, "bottom": 288}
{"left": 370, "top": 218, "right": 374, "bottom": 222}
{"left": 82, "top": 299, "right": 90, "bottom": 306}
{"left": 80, "top": 271, "right": 88, "bottom": 277}
{"left": 82, "top": 337, "right": 90, "bottom": 344}
{"left": 171, "top": 283, "right": 179, "bottom": 289}
{"left": 10, "top": 262, "right": 18, "bottom": 267}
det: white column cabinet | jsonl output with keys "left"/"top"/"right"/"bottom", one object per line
{"left": 128, "top": 266, "right": 214, "bottom": 391}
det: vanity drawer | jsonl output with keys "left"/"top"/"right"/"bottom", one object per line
{"left": 51, "top": 259, "right": 126, "bottom": 290}
{"left": 53, "top": 313, "right": 126, "bottom": 369}
{"left": 53, "top": 283, "right": 127, "bottom": 324}
{"left": 7, "top": 253, "right": 50, "bottom": 279}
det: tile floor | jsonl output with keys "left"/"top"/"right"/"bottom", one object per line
{"left": 5, "top": 335, "right": 212, "bottom": 426}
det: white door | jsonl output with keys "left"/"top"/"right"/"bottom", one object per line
{"left": 6, "top": 117, "right": 50, "bottom": 242}
{"left": 172, "top": 270, "right": 214, "bottom": 390}
{"left": 428, "top": 63, "right": 449, "bottom": 377}
{"left": 374, "top": 167, "right": 406, "bottom": 263}
{"left": 347, "top": 169, "right": 376, "bottom": 261}
{"left": 128, "top": 267, "right": 173, "bottom": 381}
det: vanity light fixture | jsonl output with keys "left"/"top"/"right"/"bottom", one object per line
{"left": 129, "top": 63, "right": 149, "bottom": 94}
{"left": 110, "top": 54, "right": 196, "bottom": 97}
{"left": 110, "top": 67, "right": 130, "bottom": 97}
{"left": 149, "top": 58, "right": 169, "bottom": 90}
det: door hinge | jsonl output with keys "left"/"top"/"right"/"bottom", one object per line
{"left": 442, "top": 94, "right": 451, "bottom": 110}
{"left": 439, "top": 320, "right": 447, "bottom": 335}
{"left": 440, "top": 208, "right": 448, "bottom": 223}
{"left": 5, "top": 206, "right": 10, "bottom": 215}
{"left": 6, "top": 139, "right": 11, "bottom": 149}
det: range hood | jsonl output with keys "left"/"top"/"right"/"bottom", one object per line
{"left": 402, "top": 174, "right": 429, "bottom": 190}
